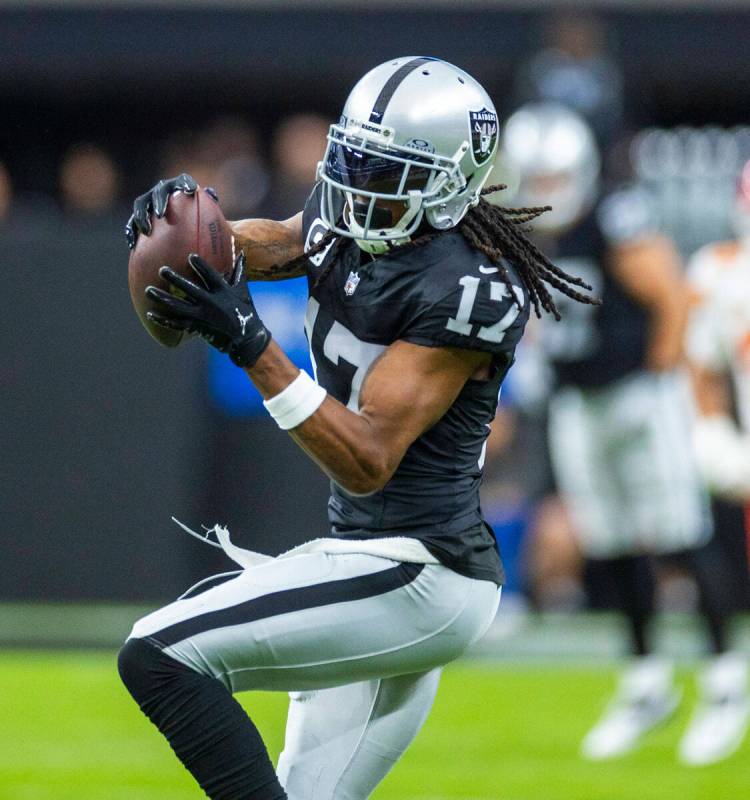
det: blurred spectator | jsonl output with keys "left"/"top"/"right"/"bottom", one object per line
{"left": 160, "top": 117, "right": 270, "bottom": 219}
{"left": 160, "top": 130, "right": 200, "bottom": 183}
{"left": 268, "top": 113, "right": 329, "bottom": 217}
{"left": 515, "top": 13, "right": 624, "bottom": 149}
{"left": 198, "top": 117, "right": 270, "bottom": 218}
{"left": 0, "top": 160, "right": 12, "bottom": 221}
{"left": 58, "top": 143, "right": 121, "bottom": 214}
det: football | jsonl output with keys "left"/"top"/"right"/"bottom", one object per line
{"left": 128, "top": 188, "right": 235, "bottom": 347}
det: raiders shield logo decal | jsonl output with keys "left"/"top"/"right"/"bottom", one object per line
{"left": 468, "top": 107, "right": 498, "bottom": 165}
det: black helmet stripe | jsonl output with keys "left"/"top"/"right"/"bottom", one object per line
{"left": 369, "top": 57, "right": 438, "bottom": 124}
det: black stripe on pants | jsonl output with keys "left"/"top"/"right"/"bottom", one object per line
{"left": 149, "top": 561, "right": 424, "bottom": 648}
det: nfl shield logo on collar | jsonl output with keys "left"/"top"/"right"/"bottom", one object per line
{"left": 344, "top": 270, "right": 361, "bottom": 296}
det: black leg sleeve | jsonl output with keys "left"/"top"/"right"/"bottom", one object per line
{"left": 585, "top": 554, "right": 655, "bottom": 657}
{"left": 118, "top": 638, "right": 287, "bottom": 800}
{"left": 665, "top": 544, "right": 736, "bottom": 655}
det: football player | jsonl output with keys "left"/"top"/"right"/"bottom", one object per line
{"left": 682, "top": 160, "right": 750, "bottom": 765}
{"left": 118, "top": 59, "right": 595, "bottom": 799}
{"left": 503, "top": 103, "right": 724, "bottom": 762}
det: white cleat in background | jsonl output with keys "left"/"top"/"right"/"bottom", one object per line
{"left": 581, "top": 656, "right": 680, "bottom": 760}
{"left": 679, "top": 652, "right": 750, "bottom": 766}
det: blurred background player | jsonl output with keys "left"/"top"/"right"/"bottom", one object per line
{"left": 682, "top": 160, "right": 750, "bottom": 765}
{"left": 502, "top": 102, "right": 741, "bottom": 763}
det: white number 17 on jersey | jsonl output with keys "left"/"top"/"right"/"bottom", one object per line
{"left": 446, "top": 276, "right": 524, "bottom": 344}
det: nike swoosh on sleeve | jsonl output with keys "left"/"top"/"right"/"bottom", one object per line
{"left": 478, "top": 265, "right": 499, "bottom": 274}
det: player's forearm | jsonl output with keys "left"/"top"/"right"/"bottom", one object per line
{"left": 229, "top": 215, "right": 305, "bottom": 281}
{"left": 246, "top": 343, "right": 395, "bottom": 495}
{"left": 689, "top": 363, "right": 730, "bottom": 417}
{"left": 611, "top": 237, "right": 688, "bottom": 371}
{"left": 646, "top": 291, "right": 688, "bottom": 371}
{"left": 291, "top": 406, "right": 394, "bottom": 495}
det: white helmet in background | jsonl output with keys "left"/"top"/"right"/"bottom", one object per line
{"left": 501, "top": 102, "right": 600, "bottom": 234}
{"left": 731, "top": 159, "right": 750, "bottom": 249}
{"left": 318, "top": 57, "right": 499, "bottom": 253}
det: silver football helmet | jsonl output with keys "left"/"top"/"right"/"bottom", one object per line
{"left": 501, "top": 103, "right": 600, "bottom": 234}
{"left": 318, "top": 57, "right": 499, "bottom": 253}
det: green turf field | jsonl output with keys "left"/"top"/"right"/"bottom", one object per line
{"left": 1, "top": 651, "right": 748, "bottom": 800}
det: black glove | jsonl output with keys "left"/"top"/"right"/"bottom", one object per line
{"left": 145, "top": 252, "right": 272, "bottom": 368}
{"left": 126, "top": 173, "right": 218, "bottom": 250}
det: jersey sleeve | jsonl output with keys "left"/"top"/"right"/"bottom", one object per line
{"left": 400, "top": 272, "right": 530, "bottom": 359}
{"left": 685, "top": 246, "right": 727, "bottom": 370}
{"left": 301, "top": 181, "right": 340, "bottom": 277}
{"left": 301, "top": 182, "right": 328, "bottom": 256}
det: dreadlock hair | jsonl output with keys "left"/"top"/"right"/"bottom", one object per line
{"left": 456, "top": 184, "right": 600, "bottom": 320}
{"left": 269, "top": 184, "right": 600, "bottom": 319}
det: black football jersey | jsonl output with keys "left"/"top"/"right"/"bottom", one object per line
{"left": 542, "top": 189, "right": 651, "bottom": 389}
{"left": 301, "top": 183, "right": 530, "bottom": 584}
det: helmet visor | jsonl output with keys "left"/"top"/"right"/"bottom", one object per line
{"left": 324, "top": 139, "right": 433, "bottom": 196}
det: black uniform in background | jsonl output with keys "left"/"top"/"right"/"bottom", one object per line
{"left": 543, "top": 190, "right": 650, "bottom": 390}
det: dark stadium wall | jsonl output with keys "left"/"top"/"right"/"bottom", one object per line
{"left": 1, "top": 7, "right": 747, "bottom": 106}
{"left": 2, "top": 8, "right": 750, "bottom": 200}
{"left": 1, "top": 219, "right": 329, "bottom": 602}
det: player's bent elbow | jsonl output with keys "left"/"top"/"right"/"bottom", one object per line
{"left": 337, "top": 472, "right": 389, "bottom": 497}
{"left": 339, "top": 482, "right": 379, "bottom": 497}
{"left": 340, "top": 478, "right": 384, "bottom": 497}
{"left": 337, "top": 453, "right": 394, "bottom": 496}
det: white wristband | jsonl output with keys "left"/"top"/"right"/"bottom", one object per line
{"left": 263, "top": 370, "right": 327, "bottom": 430}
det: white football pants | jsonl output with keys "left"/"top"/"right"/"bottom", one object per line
{"left": 549, "top": 370, "right": 711, "bottom": 558}
{"left": 129, "top": 546, "right": 500, "bottom": 799}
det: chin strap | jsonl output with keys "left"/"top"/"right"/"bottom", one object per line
{"left": 355, "top": 238, "right": 393, "bottom": 255}
{"left": 354, "top": 234, "right": 420, "bottom": 255}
